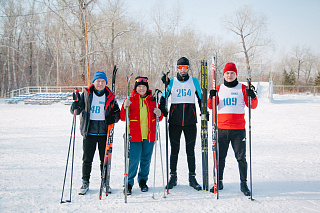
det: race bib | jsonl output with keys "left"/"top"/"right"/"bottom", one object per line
{"left": 90, "top": 93, "right": 105, "bottom": 120}
{"left": 171, "top": 77, "right": 196, "bottom": 104}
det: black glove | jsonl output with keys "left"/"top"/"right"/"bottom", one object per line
{"left": 106, "top": 115, "right": 116, "bottom": 125}
{"left": 246, "top": 89, "right": 256, "bottom": 99}
{"left": 161, "top": 109, "right": 168, "bottom": 117}
{"left": 159, "top": 97, "right": 168, "bottom": 117}
{"left": 71, "top": 100, "right": 80, "bottom": 111}
{"left": 209, "top": 89, "right": 217, "bottom": 98}
{"left": 161, "top": 74, "right": 170, "bottom": 86}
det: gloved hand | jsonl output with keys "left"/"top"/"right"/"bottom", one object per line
{"left": 106, "top": 115, "right": 115, "bottom": 125}
{"left": 246, "top": 89, "right": 256, "bottom": 99}
{"left": 153, "top": 108, "right": 161, "bottom": 118}
{"left": 123, "top": 99, "right": 131, "bottom": 108}
{"left": 161, "top": 109, "right": 168, "bottom": 117}
{"left": 161, "top": 74, "right": 170, "bottom": 86}
{"left": 209, "top": 89, "right": 217, "bottom": 98}
{"left": 159, "top": 96, "right": 168, "bottom": 117}
{"left": 71, "top": 100, "right": 80, "bottom": 111}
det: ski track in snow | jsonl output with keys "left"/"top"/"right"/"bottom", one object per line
{"left": 1, "top": 83, "right": 320, "bottom": 213}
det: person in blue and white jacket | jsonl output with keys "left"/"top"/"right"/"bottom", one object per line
{"left": 159, "top": 57, "right": 202, "bottom": 191}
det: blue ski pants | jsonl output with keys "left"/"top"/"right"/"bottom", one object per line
{"left": 128, "top": 139, "right": 155, "bottom": 186}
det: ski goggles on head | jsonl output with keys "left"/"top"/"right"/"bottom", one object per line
{"left": 135, "top": 77, "right": 148, "bottom": 83}
{"left": 177, "top": 65, "right": 189, "bottom": 70}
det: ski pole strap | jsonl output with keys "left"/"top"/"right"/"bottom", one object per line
{"left": 124, "top": 173, "right": 128, "bottom": 177}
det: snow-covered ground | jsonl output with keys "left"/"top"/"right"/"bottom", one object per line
{"left": 1, "top": 83, "right": 320, "bottom": 213}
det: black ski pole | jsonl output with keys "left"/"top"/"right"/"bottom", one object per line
{"left": 164, "top": 70, "right": 170, "bottom": 195}
{"left": 60, "top": 88, "right": 79, "bottom": 204}
{"left": 247, "top": 78, "right": 254, "bottom": 201}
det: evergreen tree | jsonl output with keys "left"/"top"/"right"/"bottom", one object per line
{"left": 288, "top": 70, "right": 296, "bottom": 85}
{"left": 282, "top": 69, "right": 290, "bottom": 85}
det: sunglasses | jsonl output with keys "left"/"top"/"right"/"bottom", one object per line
{"left": 135, "top": 78, "right": 148, "bottom": 83}
{"left": 177, "top": 65, "right": 189, "bottom": 70}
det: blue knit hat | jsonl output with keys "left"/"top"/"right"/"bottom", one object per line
{"left": 92, "top": 71, "right": 108, "bottom": 84}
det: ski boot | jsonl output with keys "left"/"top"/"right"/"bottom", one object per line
{"left": 165, "top": 171, "right": 177, "bottom": 189}
{"left": 189, "top": 172, "right": 202, "bottom": 191}
{"left": 209, "top": 180, "right": 223, "bottom": 193}
{"left": 240, "top": 181, "right": 251, "bottom": 196}
{"left": 139, "top": 180, "right": 148, "bottom": 192}
{"left": 79, "top": 180, "right": 89, "bottom": 195}
{"left": 123, "top": 183, "right": 132, "bottom": 195}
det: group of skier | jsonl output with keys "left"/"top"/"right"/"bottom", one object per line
{"left": 70, "top": 57, "right": 258, "bottom": 197}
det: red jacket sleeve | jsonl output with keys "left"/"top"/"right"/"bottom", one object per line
{"left": 120, "top": 98, "right": 127, "bottom": 121}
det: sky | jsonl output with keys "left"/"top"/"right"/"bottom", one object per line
{"left": 127, "top": 0, "right": 320, "bottom": 59}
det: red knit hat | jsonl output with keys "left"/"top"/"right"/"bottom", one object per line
{"left": 223, "top": 62, "right": 237, "bottom": 75}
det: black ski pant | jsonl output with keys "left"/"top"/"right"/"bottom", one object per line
{"left": 82, "top": 135, "right": 107, "bottom": 182}
{"left": 218, "top": 129, "right": 247, "bottom": 182}
{"left": 169, "top": 124, "right": 197, "bottom": 174}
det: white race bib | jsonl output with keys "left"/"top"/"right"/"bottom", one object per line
{"left": 218, "top": 84, "right": 245, "bottom": 114}
{"left": 170, "top": 77, "right": 196, "bottom": 104}
{"left": 90, "top": 93, "right": 105, "bottom": 120}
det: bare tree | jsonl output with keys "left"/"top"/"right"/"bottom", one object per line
{"left": 222, "top": 6, "right": 271, "bottom": 77}
{"left": 43, "top": 0, "right": 96, "bottom": 84}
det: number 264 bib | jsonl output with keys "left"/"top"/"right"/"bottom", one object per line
{"left": 171, "top": 77, "right": 196, "bottom": 104}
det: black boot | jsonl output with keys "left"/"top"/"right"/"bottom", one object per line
{"left": 210, "top": 180, "right": 223, "bottom": 193}
{"left": 189, "top": 172, "right": 202, "bottom": 191}
{"left": 165, "top": 172, "right": 177, "bottom": 189}
{"left": 218, "top": 180, "right": 223, "bottom": 190}
{"left": 240, "top": 181, "right": 251, "bottom": 196}
{"left": 139, "top": 180, "right": 148, "bottom": 192}
{"left": 123, "top": 183, "right": 132, "bottom": 195}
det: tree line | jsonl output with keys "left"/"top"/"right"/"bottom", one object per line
{"left": 1, "top": 0, "right": 320, "bottom": 98}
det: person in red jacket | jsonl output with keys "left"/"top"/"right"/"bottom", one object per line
{"left": 207, "top": 62, "right": 258, "bottom": 196}
{"left": 120, "top": 76, "right": 163, "bottom": 195}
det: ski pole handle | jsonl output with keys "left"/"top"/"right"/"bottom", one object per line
{"left": 73, "top": 88, "right": 80, "bottom": 101}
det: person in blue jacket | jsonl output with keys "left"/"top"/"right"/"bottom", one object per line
{"left": 159, "top": 57, "right": 202, "bottom": 191}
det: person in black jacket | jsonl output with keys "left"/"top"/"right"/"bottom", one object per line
{"left": 159, "top": 57, "right": 203, "bottom": 191}
{"left": 70, "top": 71, "right": 120, "bottom": 195}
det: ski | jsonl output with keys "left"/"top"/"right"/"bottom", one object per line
{"left": 201, "top": 59, "right": 209, "bottom": 191}
{"left": 99, "top": 65, "right": 118, "bottom": 199}
{"left": 124, "top": 73, "right": 133, "bottom": 203}
{"left": 212, "top": 57, "right": 219, "bottom": 199}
